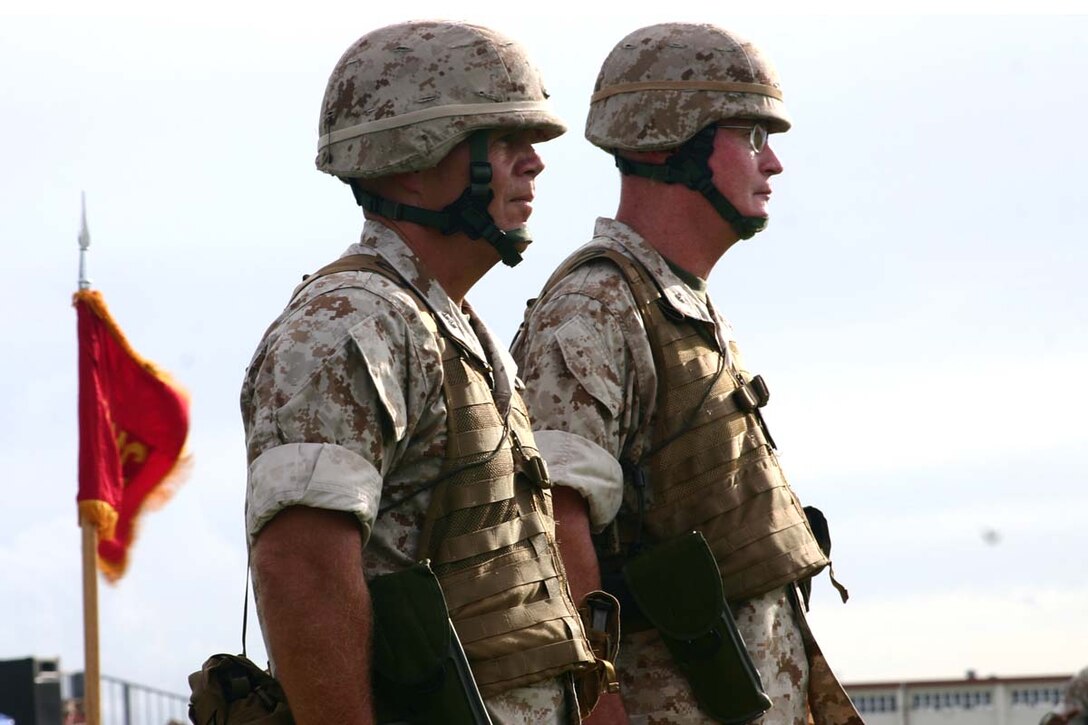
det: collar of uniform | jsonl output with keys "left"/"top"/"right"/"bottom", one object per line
{"left": 348, "top": 221, "right": 489, "bottom": 366}
{"left": 592, "top": 217, "right": 713, "bottom": 324}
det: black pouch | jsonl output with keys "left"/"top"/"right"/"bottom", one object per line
{"left": 370, "top": 561, "right": 492, "bottom": 725}
{"left": 623, "top": 531, "right": 772, "bottom": 724}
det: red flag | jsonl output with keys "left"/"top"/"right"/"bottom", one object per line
{"left": 74, "top": 289, "right": 190, "bottom": 581}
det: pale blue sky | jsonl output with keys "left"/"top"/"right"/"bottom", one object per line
{"left": 1, "top": 1, "right": 1085, "bottom": 696}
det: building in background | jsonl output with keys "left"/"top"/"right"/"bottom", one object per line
{"left": 847, "top": 673, "right": 1070, "bottom": 725}
{"left": 0, "top": 656, "right": 1073, "bottom": 725}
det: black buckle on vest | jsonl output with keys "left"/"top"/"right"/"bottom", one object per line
{"left": 731, "top": 375, "right": 770, "bottom": 413}
{"left": 749, "top": 375, "right": 770, "bottom": 407}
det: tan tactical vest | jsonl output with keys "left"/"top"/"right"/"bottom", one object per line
{"left": 541, "top": 246, "right": 828, "bottom": 602}
{"left": 302, "top": 254, "right": 595, "bottom": 696}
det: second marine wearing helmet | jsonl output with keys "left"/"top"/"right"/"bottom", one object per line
{"left": 513, "top": 22, "right": 862, "bottom": 724}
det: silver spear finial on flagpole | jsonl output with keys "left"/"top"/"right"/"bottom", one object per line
{"left": 78, "top": 192, "right": 92, "bottom": 290}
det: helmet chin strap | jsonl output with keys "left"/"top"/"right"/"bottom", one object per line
{"left": 350, "top": 131, "right": 529, "bottom": 267}
{"left": 612, "top": 125, "right": 768, "bottom": 240}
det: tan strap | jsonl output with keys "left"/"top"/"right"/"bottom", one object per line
{"left": 431, "top": 476, "right": 516, "bottom": 515}
{"left": 445, "top": 422, "right": 507, "bottom": 460}
{"left": 446, "top": 376, "right": 495, "bottom": 409}
{"left": 290, "top": 253, "right": 442, "bottom": 337}
{"left": 471, "top": 639, "right": 592, "bottom": 688}
{"left": 291, "top": 253, "right": 390, "bottom": 297}
{"left": 434, "top": 511, "right": 548, "bottom": 563}
{"left": 454, "top": 597, "right": 573, "bottom": 644}
{"left": 591, "top": 80, "right": 783, "bottom": 103}
{"left": 442, "top": 555, "right": 560, "bottom": 611}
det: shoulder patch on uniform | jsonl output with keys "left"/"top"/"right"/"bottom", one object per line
{"left": 348, "top": 314, "right": 409, "bottom": 439}
{"left": 554, "top": 316, "right": 623, "bottom": 418}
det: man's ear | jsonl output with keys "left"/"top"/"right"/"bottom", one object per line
{"left": 356, "top": 171, "right": 423, "bottom": 201}
{"left": 390, "top": 170, "right": 425, "bottom": 198}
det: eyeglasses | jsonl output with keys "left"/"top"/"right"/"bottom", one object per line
{"left": 716, "top": 122, "right": 770, "bottom": 154}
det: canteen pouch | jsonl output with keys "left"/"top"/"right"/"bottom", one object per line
{"left": 370, "top": 561, "right": 492, "bottom": 725}
{"left": 623, "top": 531, "right": 772, "bottom": 724}
{"left": 187, "top": 653, "right": 295, "bottom": 725}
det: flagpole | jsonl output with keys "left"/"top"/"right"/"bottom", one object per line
{"left": 78, "top": 192, "right": 101, "bottom": 725}
{"left": 80, "top": 520, "right": 101, "bottom": 725}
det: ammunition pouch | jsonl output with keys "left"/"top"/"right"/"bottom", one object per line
{"left": 370, "top": 561, "right": 492, "bottom": 725}
{"left": 623, "top": 532, "right": 772, "bottom": 725}
{"left": 187, "top": 653, "right": 294, "bottom": 725}
{"left": 573, "top": 590, "right": 622, "bottom": 718}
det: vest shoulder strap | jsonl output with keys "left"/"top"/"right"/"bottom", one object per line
{"left": 292, "top": 253, "right": 438, "bottom": 335}
{"left": 539, "top": 246, "right": 663, "bottom": 321}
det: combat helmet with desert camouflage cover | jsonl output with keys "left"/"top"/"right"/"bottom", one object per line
{"left": 316, "top": 21, "right": 566, "bottom": 266}
{"left": 585, "top": 22, "right": 789, "bottom": 239}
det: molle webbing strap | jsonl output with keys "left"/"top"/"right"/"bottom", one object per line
{"left": 423, "top": 335, "right": 594, "bottom": 695}
{"left": 440, "top": 557, "right": 560, "bottom": 612}
{"left": 301, "top": 251, "right": 593, "bottom": 691}
{"left": 559, "top": 249, "right": 828, "bottom": 602}
{"left": 293, "top": 253, "right": 400, "bottom": 299}
{"left": 453, "top": 596, "right": 569, "bottom": 644}
{"left": 470, "top": 640, "right": 593, "bottom": 690}
{"left": 590, "top": 79, "right": 784, "bottom": 104}
{"left": 433, "top": 512, "right": 549, "bottom": 563}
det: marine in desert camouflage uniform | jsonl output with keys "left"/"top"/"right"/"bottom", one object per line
{"left": 512, "top": 23, "right": 862, "bottom": 725}
{"left": 241, "top": 21, "right": 601, "bottom": 724}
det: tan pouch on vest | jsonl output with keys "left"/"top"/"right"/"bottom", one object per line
{"left": 187, "top": 653, "right": 295, "bottom": 725}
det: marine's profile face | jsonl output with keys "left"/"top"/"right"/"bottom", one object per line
{"left": 707, "top": 119, "right": 784, "bottom": 219}
{"left": 415, "top": 129, "right": 544, "bottom": 232}
{"left": 484, "top": 129, "right": 545, "bottom": 232}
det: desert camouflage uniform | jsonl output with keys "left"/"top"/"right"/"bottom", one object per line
{"left": 513, "top": 218, "right": 860, "bottom": 725}
{"left": 242, "top": 220, "right": 571, "bottom": 724}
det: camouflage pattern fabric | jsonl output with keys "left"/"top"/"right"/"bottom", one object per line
{"left": 585, "top": 22, "right": 790, "bottom": 153}
{"left": 513, "top": 218, "right": 860, "bottom": 724}
{"left": 316, "top": 20, "right": 565, "bottom": 179}
{"left": 617, "top": 589, "right": 807, "bottom": 725}
{"left": 241, "top": 220, "right": 569, "bottom": 723}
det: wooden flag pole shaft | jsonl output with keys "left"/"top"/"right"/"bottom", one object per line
{"left": 81, "top": 520, "right": 101, "bottom": 725}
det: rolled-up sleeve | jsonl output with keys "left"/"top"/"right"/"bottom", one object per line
{"left": 246, "top": 442, "right": 382, "bottom": 547}
{"left": 514, "top": 264, "right": 653, "bottom": 533}
{"left": 241, "top": 286, "right": 436, "bottom": 549}
{"left": 534, "top": 430, "right": 623, "bottom": 532}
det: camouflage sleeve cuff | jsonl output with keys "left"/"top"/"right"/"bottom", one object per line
{"left": 534, "top": 430, "right": 623, "bottom": 533}
{"left": 246, "top": 442, "right": 381, "bottom": 547}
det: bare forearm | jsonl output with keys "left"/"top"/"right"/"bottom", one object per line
{"left": 552, "top": 486, "right": 630, "bottom": 724}
{"left": 252, "top": 507, "right": 374, "bottom": 724}
{"left": 552, "top": 485, "right": 603, "bottom": 604}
